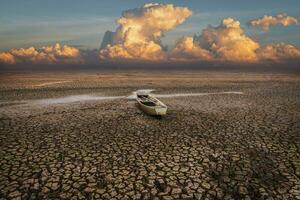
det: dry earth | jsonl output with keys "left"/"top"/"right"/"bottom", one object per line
{"left": 0, "top": 71, "right": 299, "bottom": 199}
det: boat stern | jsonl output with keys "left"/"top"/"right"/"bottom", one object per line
{"left": 155, "top": 107, "right": 167, "bottom": 116}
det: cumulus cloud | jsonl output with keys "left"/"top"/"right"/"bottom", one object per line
{"left": 2, "top": 5, "right": 300, "bottom": 66}
{"left": 0, "top": 52, "right": 16, "bottom": 64}
{"left": 257, "top": 43, "right": 300, "bottom": 62}
{"left": 99, "top": 3, "right": 192, "bottom": 61}
{"left": 170, "top": 37, "right": 213, "bottom": 61}
{"left": 249, "top": 13, "right": 299, "bottom": 31}
{"left": 0, "top": 44, "right": 82, "bottom": 65}
{"left": 171, "top": 18, "right": 260, "bottom": 63}
{"left": 170, "top": 17, "right": 300, "bottom": 63}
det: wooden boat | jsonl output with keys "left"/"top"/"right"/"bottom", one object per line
{"left": 136, "top": 92, "right": 167, "bottom": 116}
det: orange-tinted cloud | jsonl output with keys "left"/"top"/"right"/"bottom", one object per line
{"left": 0, "top": 52, "right": 16, "bottom": 64}
{"left": 249, "top": 13, "right": 299, "bottom": 31}
{"left": 0, "top": 44, "right": 82, "bottom": 64}
{"left": 171, "top": 18, "right": 260, "bottom": 63}
{"left": 257, "top": 43, "right": 300, "bottom": 62}
{"left": 170, "top": 17, "right": 300, "bottom": 63}
{"left": 99, "top": 3, "right": 192, "bottom": 61}
{"left": 1, "top": 6, "right": 300, "bottom": 66}
{"left": 170, "top": 37, "right": 213, "bottom": 61}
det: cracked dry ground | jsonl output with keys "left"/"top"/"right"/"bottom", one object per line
{"left": 0, "top": 79, "right": 300, "bottom": 199}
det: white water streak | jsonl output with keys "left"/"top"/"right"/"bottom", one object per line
{"left": 34, "top": 81, "right": 72, "bottom": 87}
{"left": 37, "top": 95, "right": 125, "bottom": 105}
{"left": 155, "top": 91, "right": 244, "bottom": 98}
{"left": 35, "top": 90, "right": 243, "bottom": 105}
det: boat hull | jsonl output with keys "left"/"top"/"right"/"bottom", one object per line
{"left": 138, "top": 102, "right": 167, "bottom": 116}
{"left": 136, "top": 94, "right": 167, "bottom": 116}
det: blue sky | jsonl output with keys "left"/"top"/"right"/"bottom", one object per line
{"left": 0, "top": 0, "right": 299, "bottom": 51}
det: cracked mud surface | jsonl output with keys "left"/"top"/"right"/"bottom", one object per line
{"left": 0, "top": 72, "right": 299, "bottom": 199}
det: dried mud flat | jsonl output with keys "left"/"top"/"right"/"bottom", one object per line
{"left": 0, "top": 71, "right": 299, "bottom": 199}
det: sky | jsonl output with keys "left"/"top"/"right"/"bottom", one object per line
{"left": 0, "top": 0, "right": 299, "bottom": 67}
{"left": 1, "top": 0, "right": 299, "bottom": 50}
